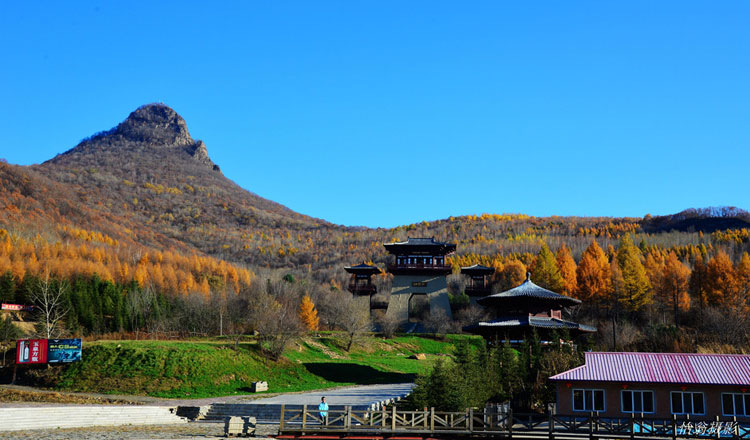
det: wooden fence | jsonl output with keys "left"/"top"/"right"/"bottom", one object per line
{"left": 277, "top": 405, "right": 750, "bottom": 440}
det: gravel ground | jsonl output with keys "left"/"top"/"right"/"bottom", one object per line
{"left": 1, "top": 422, "right": 230, "bottom": 439}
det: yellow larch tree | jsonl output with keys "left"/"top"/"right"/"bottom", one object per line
{"left": 706, "top": 251, "right": 737, "bottom": 307}
{"left": 655, "top": 252, "right": 691, "bottom": 325}
{"left": 298, "top": 294, "right": 319, "bottom": 331}
{"left": 530, "top": 243, "right": 564, "bottom": 292}
{"left": 615, "top": 234, "right": 652, "bottom": 312}
{"left": 735, "top": 253, "right": 750, "bottom": 313}
{"left": 575, "top": 240, "right": 611, "bottom": 304}
{"left": 493, "top": 259, "right": 527, "bottom": 292}
{"left": 555, "top": 244, "right": 578, "bottom": 296}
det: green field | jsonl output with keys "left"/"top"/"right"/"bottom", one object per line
{"left": 48, "top": 334, "right": 481, "bottom": 398}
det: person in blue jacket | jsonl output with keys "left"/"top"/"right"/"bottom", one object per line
{"left": 318, "top": 396, "right": 328, "bottom": 422}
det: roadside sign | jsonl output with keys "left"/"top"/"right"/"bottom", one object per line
{"left": 16, "top": 339, "right": 48, "bottom": 364}
{"left": 47, "top": 338, "right": 82, "bottom": 363}
{"left": 1, "top": 303, "right": 34, "bottom": 311}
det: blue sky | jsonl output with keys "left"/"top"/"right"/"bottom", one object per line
{"left": 1, "top": 1, "right": 748, "bottom": 228}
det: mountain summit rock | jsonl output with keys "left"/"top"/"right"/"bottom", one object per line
{"left": 33, "top": 102, "right": 319, "bottom": 258}
{"left": 47, "top": 103, "right": 220, "bottom": 172}
{"left": 117, "top": 103, "right": 193, "bottom": 146}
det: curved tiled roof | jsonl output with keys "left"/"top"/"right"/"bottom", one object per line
{"left": 477, "top": 274, "right": 581, "bottom": 307}
{"left": 344, "top": 263, "right": 382, "bottom": 274}
{"left": 464, "top": 316, "right": 596, "bottom": 333}
{"left": 383, "top": 237, "right": 456, "bottom": 255}
{"left": 550, "top": 352, "right": 750, "bottom": 386}
{"left": 460, "top": 264, "right": 495, "bottom": 275}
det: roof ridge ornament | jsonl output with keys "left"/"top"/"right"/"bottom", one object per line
{"left": 526, "top": 271, "right": 531, "bottom": 281}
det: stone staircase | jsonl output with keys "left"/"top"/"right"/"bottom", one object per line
{"left": 0, "top": 405, "right": 188, "bottom": 432}
{"left": 195, "top": 393, "right": 409, "bottom": 423}
{"left": 198, "top": 403, "right": 368, "bottom": 423}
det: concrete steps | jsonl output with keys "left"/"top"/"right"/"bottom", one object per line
{"left": 201, "top": 404, "right": 370, "bottom": 423}
{"left": 0, "top": 405, "right": 187, "bottom": 432}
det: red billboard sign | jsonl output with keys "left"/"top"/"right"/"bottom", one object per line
{"left": 16, "top": 339, "right": 48, "bottom": 364}
{"left": 1, "top": 303, "right": 34, "bottom": 311}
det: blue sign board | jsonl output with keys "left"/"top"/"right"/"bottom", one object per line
{"left": 47, "top": 338, "right": 82, "bottom": 363}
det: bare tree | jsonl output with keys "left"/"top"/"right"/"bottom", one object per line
{"left": 126, "top": 285, "right": 156, "bottom": 339}
{"left": 31, "top": 272, "right": 69, "bottom": 339}
{"left": 334, "top": 294, "right": 372, "bottom": 351}
{"left": 447, "top": 274, "right": 466, "bottom": 295}
{"left": 375, "top": 312, "right": 401, "bottom": 339}
{"left": 423, "top": 309, "right": 453, "bottom": 338}
{"left": 213, "top": 288, "right": 229, "bottom": 337}
{"left": 226, "top": 288, "right": 252, "bottom": 350}
{"left": 454, "top": 303, "right": 489, "bottom": 330}
{"left": 249, "top": 279, "right": 302, "bottom": 360}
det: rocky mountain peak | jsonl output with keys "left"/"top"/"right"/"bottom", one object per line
{"left": 115, "top": 103, "right": 193, "bottom": 146}
{"left": 186, "top": 140, "right": 221, "bottom": 172}
{"left": 46, "top": 103, "right": 221, "bottom": 173}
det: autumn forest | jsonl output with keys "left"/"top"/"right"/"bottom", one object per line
{"left": 1, "top": 104, "right": 749, "bottom": 355}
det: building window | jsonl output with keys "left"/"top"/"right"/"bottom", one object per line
{"left": 722, "top": 393, "right": 750, "bottom": 416}
{"left": 671, "top": 391, "right": 705, "bottom": 415}
{"left": 573, "top": 389, "right": 605, "bottom": 412}
{"left": 622, "top": 390, "right": 655, "bottom": 413}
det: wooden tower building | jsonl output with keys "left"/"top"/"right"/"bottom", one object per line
{"left": 344, "top": 263, "right": 382, "bottom": 313}
{"left": 383, "top": 237, "right": 455, "bottom": 329}
{"left": 460, "top": 264, "right": 495, "bottom": 298}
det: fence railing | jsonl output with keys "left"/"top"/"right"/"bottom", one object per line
{"left": 277, "top": 405, "right": 750, "bottom": 439}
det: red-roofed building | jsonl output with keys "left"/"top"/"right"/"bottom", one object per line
{"left": 550, "top": 352, "right": 750, "bottom": 420}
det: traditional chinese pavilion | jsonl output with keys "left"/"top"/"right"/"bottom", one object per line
{"left": 382, "top": 237, "right": 456, "bottom": 328}
{"left": 344, "top": 263, "right": 382, "bottom": 312}
{"left": 344, "top": 263, "right": 381, "bottom": 295}
{"left": 460, "top": 264, "right": 495, "bottom": 297}
{"left": 464, "top": 272, "right": 596, "bottom": 341}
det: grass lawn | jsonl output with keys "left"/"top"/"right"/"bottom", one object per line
{"left": 46, "top": 334, "right": 482, "bottom": 398}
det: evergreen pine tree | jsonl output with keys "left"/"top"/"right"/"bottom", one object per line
{"left": 0, "top": 272, "right": 16, "bottom": 303}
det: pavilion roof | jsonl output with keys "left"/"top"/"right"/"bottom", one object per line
{"left": 344, "top": 263, "right": 382, "bottom": 275}
{"left": 460, "top": 264, "right": 495, "bottom": 275}
{"left": 477, "top": 273, "right": 581, "bottom": 308}
{"left": 383, "top": 237, "right": 456, "bottom": 255}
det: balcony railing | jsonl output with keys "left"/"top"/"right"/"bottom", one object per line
{"left": 387, "top": 263, "right": 453, "bottom": 273}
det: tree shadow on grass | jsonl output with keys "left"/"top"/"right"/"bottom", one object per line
{"left": 303, "top": 363, "right": 414, "bottom": 385}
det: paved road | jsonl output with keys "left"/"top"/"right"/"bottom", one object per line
{"left": 237, "top": 382, "right": 414, "bottom": 406}
{"left": 0, "top": 382, "right": 415, "bottom": 408}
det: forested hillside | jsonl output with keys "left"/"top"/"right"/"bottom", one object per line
{"left": 1, "top": 103, "right": 749, "bottom": 351}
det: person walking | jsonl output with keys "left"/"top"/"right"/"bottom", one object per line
{"left": 318, "top": 396, "right": 329, "bottom": 424}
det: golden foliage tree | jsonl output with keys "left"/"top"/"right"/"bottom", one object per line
{"left": 576, "top": 240, "right": 611, "bottom": 303}
{"left": 531, "top": 243, "right": 564, "bottom": 292}
{"left": 706, "top": 250, "right": 737, "bottom": 307}
{"left": 735, "top": 253, "right": 750, "bottom": 313}
{"left": 615, "top": 234, "right": 652, "bottom": 311}
{"left": 655, "top": 252, "right": 691, "bottom": 324}
{"left": 555, "top": 244, "right": 577, "bottom": 296}
{"left": 689, "top": 254, "right": 710, "bottom": 312}
{"left": 298, "top": 294, "right": 320, "bottom": 331}
{"left": 494, "top": 259, "right": 527, "bottom": 292}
